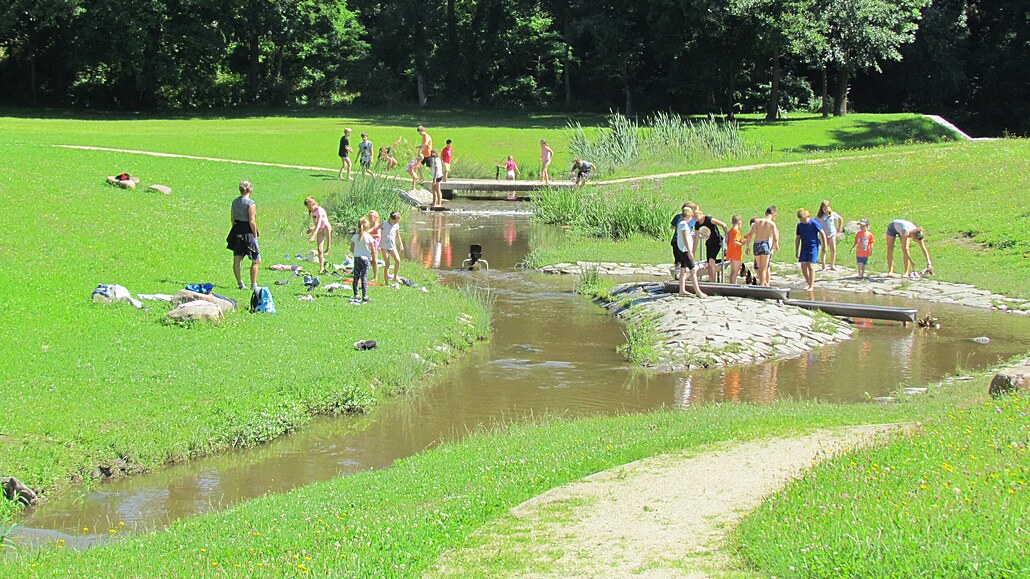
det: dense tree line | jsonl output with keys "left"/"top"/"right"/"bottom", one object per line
{"left": 0, "top": 0, "right": 1025, "bottom": 134}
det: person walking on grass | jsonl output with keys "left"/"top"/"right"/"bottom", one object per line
{"left": 795, "top": 208, "right": 828, "bottom": 292}
{"left": 367, "top": 210, "right": 383, "bottom": 283}
{"left": 885, "top": 218, "right": 933, "bottom": 278}
{"left": 227, "top": 180, "right": 261, "bottom": 290}
{"left": 441, "top": 139, "right": 454, "bottom": 182}
{"left": 726, "top": 215, "right": 744, "bottom": 284}
{"left": 693, "top": 208, "right": 728, "bottom": 283}
{"left": 304, "top": 196, "right": 332, "bottom": 274}
{"left": 350, "top": 217, "right": 374, "bottom": 304}
{"left": 676, "top": 204, "right": 706, "bottom": 298}
{"left": 743, "top": 205, "right": 780, "bottom": 287}
{"left": 381, "top": 211, "right": 405, "bottom": 287}
{"left": 338, "top": 128, "right": 353, "bottom": 180}
{"left": 429, "top": 149, "right": 445, "bottom": 207}
{"left": 358, "top": 133, "right": 374, "bottom": 176}
{"left": 816, "top": 199, "right": 843, "bottom": 271}
{"left": 540, "top": 139, "right": 554, "bottom": 184}
{"left": 407, "top": 153, "right": 424, "bottom": 191}
{"left": 851, "top": 218, "right": 874, "bottom": 278}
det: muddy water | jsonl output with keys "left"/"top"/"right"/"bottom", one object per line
{"left": 13, "top": 202, "right": 1030, "bottom": 548}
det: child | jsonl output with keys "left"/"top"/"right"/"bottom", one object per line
{"left": 304, "top": 196, "right": 332, "bottom": 274}
{"left": 381, "top": 211, "right": 405, "bottom": 286}
{"left": 441, "top": 139, "right": 453, "bottom": 182}
{"left": 406, "top": 153, "right": 423, "bottom": 190}
{"left": 851, "top": 218, "right": 874, "bottom": 278}
{"left": 676, "top": 204, "right": 706, "bottom": 298}
{"left": 378, "top": 136, "right": 402, "bottom": 171}
{"left": 429, "top": 149, "right": 444, "bottom": 207}
{"left": 816, "top": 200, "right": 843, "bottom": 271}
{"left": 540, "top": 139, "right": 554, "bottom": 184}
{"left": 500, "top": 155, "right": 520, "bottom": 199}
{"left": 795, "top": 208, "right": 828, "bottom": 292}
{"left": 338, "top": 127, "right": 353, "bottom": 180}
{"left": 571, "top": 159, "right": 593, "bottom": 186}
{"left": 726, "top": 214, "right": 744, "bottom": 284}
{"left": 367, "top": 210, "right": 382, "bottom": 283}
{"left": 350, "top": 217, "right": 374, "bottom": 304}
{"left": 358, "top": 133, "right": 374, "bottom": 175}
{"left": 693, "top": 208, "right": 728, "bottom": 283}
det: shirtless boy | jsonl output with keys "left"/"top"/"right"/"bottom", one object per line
{"left": 743, "top": 205, "right": 780, "bottom": 286}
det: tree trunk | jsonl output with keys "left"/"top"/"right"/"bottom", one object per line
{"left": 727, "top": 64, "right": 736, "bottom": 120}
{"left": 416, "top": 71, "right": 428, "bottom": 106}
{"left": 820, "top": 65, "right": 829, "bottom": 117}
{"left": 766, "top": 50, "right": 780, "bottom": 120}
{"left": 563, "top": 45, "right": 572, "bottom": 107}
{"left": 28, "top": 50, "right": 37, "bottom": 106}
{"left": 249, "top": 31, "right": 260, "bottom": 102}
{"left": 834, "top": 66, "right": 850, "bottom": 116}
{"left": 446, "top": 0, "right": 456, "bottom": 92}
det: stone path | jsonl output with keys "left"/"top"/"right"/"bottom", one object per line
{"left": 600, "top": 283, "right": 852, "bottom": 371}
{"left": 431, "top": 424, "right": 908, "bottom": 578}
{"left": 541, "top": 261, "right": 670, "bottom": 277}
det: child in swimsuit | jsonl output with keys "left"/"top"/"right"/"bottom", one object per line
{"left": 367, "top": 210, "right": 382, "bottom": 282}
{"left": 726, "top": 215, "right": 743, "bottom": 284}
{"left": 304, "top": 196, "right": 332, "bottom": 274}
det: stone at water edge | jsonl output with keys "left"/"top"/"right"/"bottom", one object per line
{"left": 989, "top": 366, "right": 1030, "bottom": 397}
{"left": 970, "top": 336, "right": 991, "bottom": 344}
{"left": 149, "top": 184, "right": 172, "bottom": 195}
{"left": 2, "top": 476, "right": 38, "bottom": 505}
{"left": 397, "top": 188, "right": 433, "bottom": 207}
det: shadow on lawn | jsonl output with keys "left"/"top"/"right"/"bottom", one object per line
{"left": 795, "top": 118, "right": 958, "bottom": 152}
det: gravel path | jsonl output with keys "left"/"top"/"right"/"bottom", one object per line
{"left": 433, "top": 424, "right": 909, "bottom": 577}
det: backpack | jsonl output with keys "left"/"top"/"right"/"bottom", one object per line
{"left": 250, "top": 286, "right": 276, "bottom": 314}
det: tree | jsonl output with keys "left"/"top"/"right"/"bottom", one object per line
{"left": 0, "top": 0, "right": 81, "bottom": 104}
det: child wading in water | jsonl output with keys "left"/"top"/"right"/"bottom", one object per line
{"left": 726, "top": 214, "right": 744, "bottom": 284}
{"left": 851, "top": 219, "right": 874, "bottom": 278}
{"left": 676, "top": 204, "right": 706, "bottom": 298}
{"left": 795, "top": 208, "right": 828, "bottom": 292}
{"left": 367, "top": 210, "right": 383, "bottom": 283}
{"left": 304, "top": 196, "right": 332, "bottom": 274}
{"left": 350, "top": 217, "right": 374, "bottom": 304}
{"left": 501, "top": 155, "right": 521, "bottom": 199}
{"left": 381, "top": 211, "right": 405, "bottom": 286}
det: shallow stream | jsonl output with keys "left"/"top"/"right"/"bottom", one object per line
{"left": 13, "top": 201, "right": 1030, "bottom": 548}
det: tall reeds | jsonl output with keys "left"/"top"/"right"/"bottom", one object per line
{"left": 324, "top": 175, "right": 410, "bottom": 229}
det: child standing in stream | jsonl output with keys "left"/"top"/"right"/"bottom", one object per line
{"left": 795, "top": 208, "right": 828, "bottom": 292}
{"left": 726, "top": 215, "right": 744, "bottom": 284}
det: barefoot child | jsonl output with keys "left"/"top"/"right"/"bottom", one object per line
{"left": 851, "top": 218, "right": 874, "bottom": 278}
{"left": 381, "top": 211, "right": 405, "bottom": 286}
{"left": 816, "top": 200, "right": 843, "bottom": 270}
{"left": 441, "top": 139, "right": 453, "bottom": 182}
{"left": 406, "top": 154, "right": 423, "bottom": 190}
{"left": 378, "top": 137, "right": 402, "bottom": 171}
{"left": 304, "top": 196, "right": 332, "bottom": 274}
{"left": 676, "top": 204, "right": 706, "bottom": 298}
{"left": 726, "top": 215, "right": 744, "bottom": 284}
{"left": 795, "top": 208, "right": 827, "bottom": 292}
{"left": 358, "top": 133, "right": 374, "bottom": 175}
{"left": 429, "top": 149, "right": 445, "bottom": 207}
{"left": 367, "top": 210, "right": 382, "bottom": 283}
{"left": 743, "top": 206, "right": 780, "bottom": 287}
{"left": 350, "top": 217, "right": 374, "bottom": 304}
{"left": 500, "top": 155, "right": 521, "bottom": 199}
{"left": 540, "top": 140, "right": 554, "bottom": 184}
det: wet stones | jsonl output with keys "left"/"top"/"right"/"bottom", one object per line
{"left": 597, "top": 283, "right": 853, "bottom": 371}
{"left": 540, "top": 262, "right": 669, "bottom": 277}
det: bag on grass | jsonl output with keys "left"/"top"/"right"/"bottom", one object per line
{"left": 250, "top": 286, "right": 276, "bottom": 314}
{"left": 185, "top": 283, "right": 214, "bottom": 295}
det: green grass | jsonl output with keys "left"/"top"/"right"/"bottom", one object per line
{"left": 0, "top": 111, "right": 960, "bottom": 181}
{"left": 0, "top": 370, "right": 1003, "bottom": 576}
{"left": 735, "top": 392, "right": 1030, "bottom": 577}
{"left": 530, "top": 139, "right": 1030, "bottom": 298}
{"left": 0, "top": 141, "right": 488, "bottom": 517}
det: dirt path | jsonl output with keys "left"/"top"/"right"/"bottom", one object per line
{"left": 432, "top": 424, "right": 910, "bottom": 577}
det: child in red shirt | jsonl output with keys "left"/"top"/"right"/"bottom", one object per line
{"left": 726, "top": 214, "right": 744, "bottom": 283}
{"left": 440, "top": 139, "right": 453, "bottom": 182}
{"left": 851, "top": 218, "right": 874, "bottom": 278}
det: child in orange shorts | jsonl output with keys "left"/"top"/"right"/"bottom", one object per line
{"left": 726, "top": 214, "right": 744, "bottom": 283}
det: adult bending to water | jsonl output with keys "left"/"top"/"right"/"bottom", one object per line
{"left": 743, "top": 205, "right": 780, "bottom": 286}
{"left": 227, "top": 180, "right": 261, "bottom": 290}
{"left": 885, "top": 219, "right": 933, "bottom": 277}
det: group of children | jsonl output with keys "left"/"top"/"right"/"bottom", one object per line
{"left": 673, "top": 199, "right": 933, "bottom": 297}
{"left": 304, "top": 198, "right": 406, "bottom": 305}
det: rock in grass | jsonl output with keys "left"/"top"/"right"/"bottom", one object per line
{"left": 166, "top": 300, "right": 224, "bottom": 324}
{"left": 989, "top": 366, "right": 1030, "bottom": 397}
{"left": 149, "top": 184, "right": 172, "bottom": 195}
{"left": 2, "top": 476, "right": 38, "bottom": 505}
{"left": 171, "top": 289, "right": 236, "bottom": 313}
{"left": 398, "top": 188, "right": 433, "bottom": 207}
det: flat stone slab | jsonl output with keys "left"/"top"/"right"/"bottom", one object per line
{"left": 598, "top": 283, "right": 853, "bottom": 371}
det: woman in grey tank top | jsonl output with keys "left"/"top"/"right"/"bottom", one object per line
{"left": 226, "top": 180, "right": 261, "bottom": 290}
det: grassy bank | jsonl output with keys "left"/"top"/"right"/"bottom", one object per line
{"left": 0, "top": 142, "right": 488, "bottom": 517}
{"left": 0, "top": 368, "right": 1005, "bottom": 576}
{"left": 0, "top": 111, "right": 957, "bottom": 180}
{"left": 532, "top": 139, "right": 1030, "bottom": 298}
{"left": 736, "top": 391, "right": 1029, "bottom": 577}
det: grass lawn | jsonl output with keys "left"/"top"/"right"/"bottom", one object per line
{"left": 531, "top": 139, "right": 1030, "bottom": 298}
{"left": 0, "top": 110, "right": 958, "bottom": 180}
{"left": 0, "top": 368, "right": 1015, "bottom": 576}
{"left": 0, "top": 140, "right": 488, "bottom": 518}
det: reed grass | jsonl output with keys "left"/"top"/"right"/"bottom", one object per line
{"left": 534, "top": 181, "right": 668, "bottom": 240}
{"left": 323, "top": 175, "right": 410, "bottom": 229}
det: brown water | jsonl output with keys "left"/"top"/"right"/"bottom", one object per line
{"left": 12, "top": 201, "right": 1030, "bottom": 548}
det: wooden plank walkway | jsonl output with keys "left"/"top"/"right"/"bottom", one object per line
{"left": 439, "top": 179, "right": 576, "bottom": 193}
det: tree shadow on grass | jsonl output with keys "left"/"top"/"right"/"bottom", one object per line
{"left": 794, "top": 118, "right": 958, "bottom": 152}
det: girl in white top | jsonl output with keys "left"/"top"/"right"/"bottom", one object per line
{"left": 430, "top": 149, "right": 445, "bottom": 208}
{"left": 540, "top": 140, "right": 554, "bottom": 184}
{"left": 304, "top": 196, "right": 332, "bottom": 274}
{"left": 816, "top": 200, "right": 843, "bottom": 271}
{"left": 381, "top": 211, "right": 406, "bottom": 286}
{"left": 350, "top": 217, "right": 374, "bottom": 303}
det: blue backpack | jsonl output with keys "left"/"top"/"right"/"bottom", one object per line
{"left": 250, "top": 286, "right": 276, "bottom": 314}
